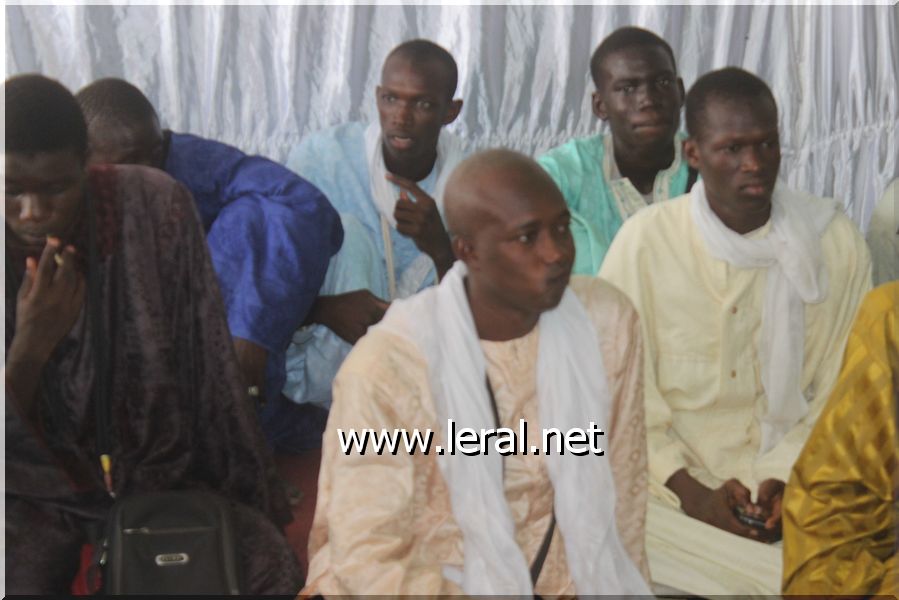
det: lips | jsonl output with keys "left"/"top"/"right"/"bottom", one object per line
{"left": 16, "top": 231, "right": 48, "bottom": 245}
{"left": 739, "top": 179, "right": 772, "bottom": 195}
{"left": 547, "top": 269, "right": 570, "bottom": 289}
{"left": 633, "top": 119, "right": 670, "bottom": 131}
{"left": 385, "top": 133, "right": 416, "bottom": 151}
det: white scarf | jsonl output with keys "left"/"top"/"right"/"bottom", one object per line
{"left": 378, "top": 262, "right": 649, "bottom": 595}
{"left": 690, "top": 180, "right": 837, "bottom": 454}
{"left": 364, "top": 123, "right": 465, "bottom": 299}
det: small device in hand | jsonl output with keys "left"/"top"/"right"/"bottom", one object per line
{"left": 734, "top": 505, "right": 768, "bottom": 529}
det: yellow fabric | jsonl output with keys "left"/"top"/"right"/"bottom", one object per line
{"left": 302, "top": 276, "right": 650, "bottom": 595}
{"left": 782, "top": 282, "right": 899, "bottom": 596}
{"left": 599, "top": 194, "right": 872, "bottom": 497}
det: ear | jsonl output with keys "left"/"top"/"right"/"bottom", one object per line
{"left": 591, "top": 90, "right": 608, "bottom": 121}
{"left": 683, "top": 137, "right": 701, "bottom": 170}
{"left": 452, "top": 235, "right": 476, "bottom": 266}
{"left": 443, "top": 99, "right": 463, "bottom": 125}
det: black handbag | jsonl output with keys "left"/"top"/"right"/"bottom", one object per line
{"left": 85, "top": 192, "right": 243, "bottom": 594}
{"left": 103, "top": 491, "right": 243, "bottom": 594}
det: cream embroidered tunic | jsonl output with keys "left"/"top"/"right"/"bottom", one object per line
{"left": 302, "top": 276, "right": 649, "bottom": 595}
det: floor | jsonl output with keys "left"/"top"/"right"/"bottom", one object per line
{"left": 274, "top": 448, "right": 323, "bottom": 580}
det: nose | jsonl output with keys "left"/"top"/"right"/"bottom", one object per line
{"left": 538, "top": 231, "right": 565, "bottom": 265}
{"left": 18, "top": 194, "right": 49, "bottom": 222}
{"left": 740, "top": 147, "right": 762, "bottom": 173}
{"left": 637, "top": 83, "right": 661, "bottom": 108}
{"left": 392, "top": 100, "right": 414, "bottom": 127}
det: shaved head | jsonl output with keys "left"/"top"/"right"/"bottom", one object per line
{"left": 444, "top": 149, "right": 574, "bottom": 339}
{"left": 445, "top": 149, "right": 563, "bottom": 241}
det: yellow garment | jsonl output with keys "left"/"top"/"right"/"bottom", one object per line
{"left": 782, "top": 282, "right": 899, "bottom": 596}
{"left": 600, "top": 194, "right": 871, "bottom": 595}
{"left": 302, "top": 276, "right": 650, "bottom": 595}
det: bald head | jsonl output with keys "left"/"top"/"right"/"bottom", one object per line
{"left": 445, "top": 149, "right": 563, "bottom": 240}
{"left": 445, "top": 149, "right": 575, "bottom": 336}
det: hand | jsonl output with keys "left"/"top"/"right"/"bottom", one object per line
{"left": 755, "top": 478, "right": 785, "bottom": 541}
{"left": 386, "top": 173, "right": 455, "bottom": 278}
{"left": 311, "top": 290, "right": 390, "bottom": 345}
{"left": 668, "top": 470, "right": 761, "bottom": 540}
{"left": 6, "top": 238, "right": 85, "bottom": 418}
{"left": 13, "top": 238, "right": 86, "bottom": 360}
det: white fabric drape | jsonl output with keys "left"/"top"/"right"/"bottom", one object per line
{"left": 6, "top": 4, "right": 897, "bottom": 229}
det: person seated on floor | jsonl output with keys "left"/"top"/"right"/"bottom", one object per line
{"left": 782, "top": 281, "right": 898, "bottom": 596}
{"left": 280, "top": 39, "right": 466, "bottom": 416}
{"left": 74, "top": 78, "right": 343, "bottom": 452}
{"left": 867, "top": 178, "right": 898, "bottom": 286}
{"left": 538, "top": 26, "right": 694, "bottom": 274}
{"left": 302, "top": 149, "right": 652, "bottom": 595}
{"left": 600, "top": 67, "right": 872, "bottom": 595}
{"left": 4, "top": 74, "right": 302, "bottom": 594}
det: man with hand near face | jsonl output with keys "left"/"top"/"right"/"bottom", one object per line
{"left": 282, "top": 39, "right": 466, "bottom": 413}
{"left": 303, "top": 150, "right": 651, "bottom": 595}
{"left": 600, "top": 67, "right": 871, "bottom": 594}
{"left": 5, "top": 74, "right": 301, "bottom": 594}
{"left": 539, "top": 27, "right": 693, "bottom": 274}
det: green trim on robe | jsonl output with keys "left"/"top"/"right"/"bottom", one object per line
{"left": 539, "top": 133, "right": 690, "bottom": 275}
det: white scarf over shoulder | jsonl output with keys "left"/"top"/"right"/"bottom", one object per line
{"left": 364, "top": 123, "right": 466, "bottom": 299}
{"left": 690, "top": 180, "right": 837, "bottom": 454}
{"left": 378, "top": 262, "right": 649, "bottom": 595}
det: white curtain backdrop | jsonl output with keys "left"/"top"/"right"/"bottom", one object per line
{"left": 6, "top": 4, "right": 898, "bottom": 230}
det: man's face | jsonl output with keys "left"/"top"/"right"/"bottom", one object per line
{"left": 593, "top": 44, "right": 684, "bottom": 150}
{"left": 465, "top": 176, "right": 575, "bottom": 317}
{"left": 5, "top": 148, "right": 86, "bottom": 252}
{"left": 376, "top": 56, "right": 459, "bottom": 165}
{"left": 87, "top": 117, "right": 164, "bottom": 168}
{"left": 684, "top": 96, "right": 781, "bottom": 221}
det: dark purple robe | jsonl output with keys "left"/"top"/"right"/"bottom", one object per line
{"left": 5, "top": 164, "right": 302, "bottom": 594}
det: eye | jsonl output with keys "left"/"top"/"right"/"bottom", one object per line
{"left": 381, "top": 93, "right": 396, "bottom": 103}
{"left": 726, "top": 144, "right": 741, "bottom": 154}
{"left": 760, "top": 139, "right": 778, "bottom": 150}
{"left": 657, "top": 77, "right": 672, "bottom": 87}
{"left": 416, "top": 100, "right": 434, "bottom": 110}
{"left": 517, "top": 231, "right": 537, "bottom": 245}
{"left": 555, "top": 222, "right": 570, "bottom": 235}
{"left": 620, "top": 85, "right": 636, "bottom": 94}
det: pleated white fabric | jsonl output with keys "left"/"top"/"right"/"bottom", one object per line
{"left": 7, "top": 5, "right": 896, "bottom": 228}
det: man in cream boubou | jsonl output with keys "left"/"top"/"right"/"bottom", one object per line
{"left": 302, "top": 149, "right": 651, "bottom": 595}
{"left": 601, "top": 67, "right": 871, "bottom": 595}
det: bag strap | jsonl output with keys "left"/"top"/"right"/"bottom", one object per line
{"left": 87, "top": 189, "right": 114, "bottom": 498}
{"left": 485, "top": 377, "right": 555, "bottom": 587}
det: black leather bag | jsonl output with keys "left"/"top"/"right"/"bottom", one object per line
{"left": 104, "top": 490, "right": 243, "bottom": 595}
